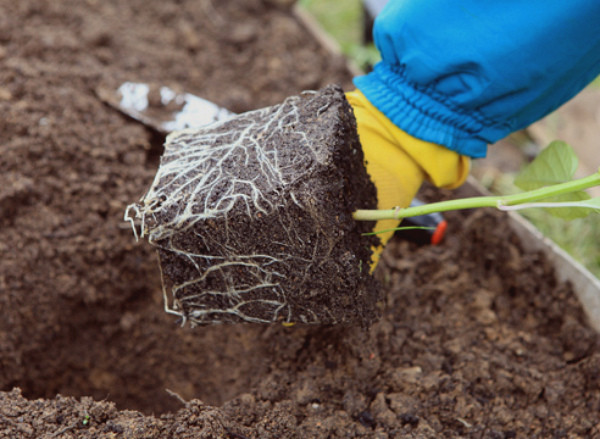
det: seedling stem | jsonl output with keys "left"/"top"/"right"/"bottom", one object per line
{"left": 353, "top": 170, "right": 600, "bottom": 222}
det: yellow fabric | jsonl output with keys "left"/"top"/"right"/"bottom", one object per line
{"left": 346, "top": 90, "right": 470, "bottom": 267}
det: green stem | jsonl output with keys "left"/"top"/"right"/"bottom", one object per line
{"left": 353, "top": 171, "right": 600, "bottom": 222}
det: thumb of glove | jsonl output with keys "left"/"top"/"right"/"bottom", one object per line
{"left": 346, "top": 90, "right": 470, "bottom": 269}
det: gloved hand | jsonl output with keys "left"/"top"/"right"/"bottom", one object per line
{"left": 346, "top": 90, "right": 471, "bottom": 268}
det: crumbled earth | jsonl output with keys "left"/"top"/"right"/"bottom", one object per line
{"left": 1, "top": 1, "right": 599, "bottom": 438}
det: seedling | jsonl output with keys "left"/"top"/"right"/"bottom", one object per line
{"left": 354, "top": 141, "right": 600, "bottom": 224}
{"left": 126, "top": 84, "right": 599, "bottom": 328}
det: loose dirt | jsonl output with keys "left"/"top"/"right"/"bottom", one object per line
{"left": 1, "top": 1, "right": 599, "bottom": 438}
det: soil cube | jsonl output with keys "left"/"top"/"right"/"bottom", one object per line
{"left": 129, "top": 85, "right": 380, "bottom": 325}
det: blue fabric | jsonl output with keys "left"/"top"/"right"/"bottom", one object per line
{"left": 354, "top": 0, "right": 600, "bottom": 158}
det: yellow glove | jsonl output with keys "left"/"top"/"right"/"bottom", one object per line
{"left": 346, "top": 90, "right": 471, "bottom": 268}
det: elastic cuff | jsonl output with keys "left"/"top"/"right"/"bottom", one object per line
{"left": 349, "top": 89, "right": 470, "bottom": 190}
{"left": 354, "top": 63, "right": 507, "bottom": 158}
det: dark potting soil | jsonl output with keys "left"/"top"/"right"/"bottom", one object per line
{"left": 132, "top": 85, "right": 379, "bottom": 326}
{"left": 1, "top": 1, "right": 599, "bottom": 438}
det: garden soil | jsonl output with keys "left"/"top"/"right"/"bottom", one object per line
{"left": 1, "top": 1, "right": 599, "bottom": 438}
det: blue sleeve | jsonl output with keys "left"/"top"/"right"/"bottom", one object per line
{"left": 353, "top": 0, "right": 600, "bottom": 158}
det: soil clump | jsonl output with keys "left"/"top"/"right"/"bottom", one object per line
{"left": 130, "top": 85, "right": 379, "bottom": 325}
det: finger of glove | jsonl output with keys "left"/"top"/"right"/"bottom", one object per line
{"left": 347, "top": 90, "right": 424, "bottom": 267}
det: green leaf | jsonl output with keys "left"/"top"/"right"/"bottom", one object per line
{"left": 514, "top": 141, "right": 578, "bottom": 191}
{"left": 541, "top": 192, "right": 592, "bottom": 220}
{"left": 513, "top": 141, "right": 591, "bottom": 220}
{"left": 576, "top": 197, "right": 600, "bottom": 211}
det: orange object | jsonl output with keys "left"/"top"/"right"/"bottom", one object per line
{"left": 431, "top": 219, "right": 448, "bottom": 245}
